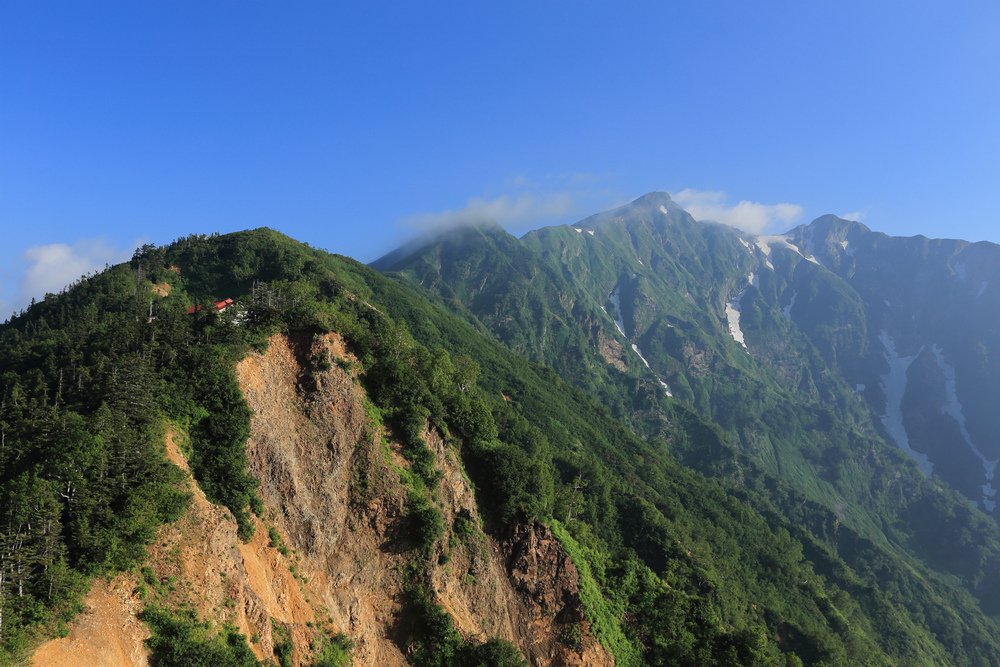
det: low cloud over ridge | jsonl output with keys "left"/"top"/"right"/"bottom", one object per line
{"left": 7, "top": 239, "right": 138, "bottom": 316}
{"left": 672, "top": 188, "right": 804, "bottom": 234}
{"left": 402, "top": 192, "right": 576, "bottom": 232}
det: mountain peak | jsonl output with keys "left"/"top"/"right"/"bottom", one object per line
{"left": 631, "top": 191, "right": 676, "bottom": 207}
{"left": 370, "top": 219, "right": 514, "bottom": 271}
{"left": 792, "top": 214, "right": 871, "bottom": 241}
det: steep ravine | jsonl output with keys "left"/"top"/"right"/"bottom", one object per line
{"left": 34, "top": 332, "right": 612, "bottom": 666}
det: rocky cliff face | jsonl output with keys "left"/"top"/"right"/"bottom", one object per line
{"left": 237, "top": 331, "right": 611, "bottom": 666}
{"left": 34, "top": 331, "right": 611, "bottom": 666}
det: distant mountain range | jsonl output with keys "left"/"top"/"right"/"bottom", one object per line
{"left": 376, "top": 190, "right": 1000, "bottom": 538}
{"left": 6, "top": 201, "right": 1000, "bottom": 666}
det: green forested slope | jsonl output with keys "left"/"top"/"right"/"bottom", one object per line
{"left": 2, "top": 229, "right": 999, "bottom": 665}
{"left": 374, "top": 196, "right": 1000, "bottom": 612}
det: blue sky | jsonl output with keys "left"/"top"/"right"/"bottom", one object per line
{"left": 2, "top": 2, "right": 999, "bottom": 316}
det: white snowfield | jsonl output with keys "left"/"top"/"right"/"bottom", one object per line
{"left": 782, "top": 291, "right": 797, "bottom": 320}
{"left": 878, "top": 332, "right": 934, "bottom": 476}
{"left": 606, "top": 283, "right": 673, "bottom": 397}
{"left": 754, "top": 238, "right": 776, "bottom": 270}
{"left": 931, "top": 346, "right": 998, "bottom": 511}
{"left": 725, "top": 300, "right": 746, "bottom": 349}
{"left": 631, "top": 343, "right": 651, "bottom": 369}
{"left": 609, "top": 285, "right": 627, "bottom": 339}
{"left": 755, "top": 235, "right": 821, "bottom": 268}
{"left": 877, "top": 334, "right": 996, "bottom": 506}
{"left": 725, "top": 274, "right": 757, "bottom": 351}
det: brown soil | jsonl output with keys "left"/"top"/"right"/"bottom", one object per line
{"left": 151, "top": 282, "right": 171, "bottom": 297}
{"left": 31, "top": 575, "right": 149, "bottom": 667}
{"left": 149, "top": 432, "right": 318, "bottom": 662}
{"left": 598, "top": 332, "right": 628, "bottom": 371}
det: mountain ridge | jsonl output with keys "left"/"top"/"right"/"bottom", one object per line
{"left": 4, "top": 224, "right": 1000, "bottom": 665}
{"left": 375, "top": 193, "right": 1000, "bottom": 609}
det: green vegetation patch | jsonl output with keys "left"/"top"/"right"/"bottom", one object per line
{"left": 140, "top": 605, "right": 258, "bottom": 667}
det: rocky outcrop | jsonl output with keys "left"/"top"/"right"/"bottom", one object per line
{"left": 239, "top": 332, "right": 613, "bottom": 666}
{"left": 150, "top": 432, "right": 317, "bottom": 662}
{"left": 34, "top": 331, "right": 613, "bottom": 666}
{"left": 502, "top": 523, "right": 612, "bottom": 667}
{"left": 237, "top": 331, "right": 410, "bottom": 666}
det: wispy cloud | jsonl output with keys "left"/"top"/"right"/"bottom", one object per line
{"left": 398, "top": 171, "right": 624, "bottom": 237}
{"left": 9, "top": 238, "right": 138, "bottom": 315}
{"left": 402, "top": 192, "right": 576, "bottom": 232}
{"left": 839, "top": 210, "right": 866, "bottom": 222}
{"left": 672, "top": 188, "right": 804, "bottom": 234}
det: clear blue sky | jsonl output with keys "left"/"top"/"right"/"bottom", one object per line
{"left": 2, "top": 2, "right": 999, "bottom": 315}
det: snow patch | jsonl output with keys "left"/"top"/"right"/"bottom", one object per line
{"left": 754, "top": 238, "right": 776, "bottom": 270}
{"left": 782, "top": 291, "right": 797, "bottom": 320}
{"left": 631, "top": 344, "right": 651, "bottom": 369}
{"left": 879, "top": 333, "right": 933, "bottom": 476}
{"left": 739, "top": 238, "right": 752, "bottom": 251}
{"left": 637, "top": 258, "right": 644, "bottom": 266}
{"left": 756, "top": 235, "right": 821, "bottom": 266}
{"left": 954, "top": 262, "right": 968, "bottom": 281}
{"left": 659, "top": 205, "right": 671, "bottom": 216}
{"left": 931, "top": 345, "right": 998, "bottom": 509}
{"left": 725, "top": 275, "right": 757, "bottom": 351}
{"left": 608, "top": 285, "right": 627, "bottom": 338}
{"left": 632, "top": 344, "right": 674, "bottom": 397}
{"left": 725, "top": 302, "right": 746, "bottom": 349}
{"left": 574, "top": 227, "right": 582, "bottom": 233}
{"left": 855, "top": 383, "right": 866, "bottom": 393}
{"left": 608, "top": 281, "right": 673, "bottom": 397}
{"left": 587, "top": 229, "right": 595, "bottom": 236}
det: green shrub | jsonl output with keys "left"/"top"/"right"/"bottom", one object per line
{"left": 268, "top": 526, "right": 289, "bottom": 556}
{"left": 311, "top": 632, "right": 353, "bottom": 667}
{"left": 272, "top": 619, "right": 293, "bottom": 667}
{"left": 407, "top": 490, "right": 445, "bottom": 555}
{"left": 140, "top": 605, "right": 258, "bottom": 667}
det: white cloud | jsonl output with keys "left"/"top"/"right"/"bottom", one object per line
{"left": 402, "top": 192, "right": 576, "bottom": 232}
{"left": 671, "top": 188, "right": 804, "bottom": 234}
{"left": 839, "top": 210, "right": 866, "bottom": 222}
{"left": 13, "top": 238, "right": 137, "bottom": 312}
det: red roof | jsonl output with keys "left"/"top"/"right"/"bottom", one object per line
{"left": 186, "top": 298, "right": 234, "bottom": 315}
